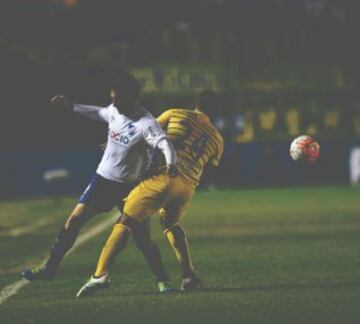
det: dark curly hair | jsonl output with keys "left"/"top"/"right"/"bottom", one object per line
{"left": 110, "top": 73, "right": 141, "bottom": 101}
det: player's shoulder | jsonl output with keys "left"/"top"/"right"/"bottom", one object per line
{"left": 204, "top": 118, "right": 224, "bottom": 148}
{"left": 200, "top": 113, "right": 222, "bottom": 138}
{"left": 105, "top": 103, "right": 115, "bottom": 112}
{"left": 136, "top": 107, "right": 161, "bottom": 128}
{"left": 166, "top": 108, "right": 193, "bottom": 116}
{"left": 209, "top": 122, "right": 223, "bottom": 141}
{"left": 103, "top": 104, "right": 118, "bottom": 120}
{"left": 135, "top": 107, "right": 154, "bottom": 121}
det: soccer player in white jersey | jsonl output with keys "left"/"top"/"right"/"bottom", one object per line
{"left": 22, "top": 73, "right": 177, "bottom": 292}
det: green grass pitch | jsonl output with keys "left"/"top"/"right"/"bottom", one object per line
{"left": 1, "top": 186, "right": 360, "bottom": 323}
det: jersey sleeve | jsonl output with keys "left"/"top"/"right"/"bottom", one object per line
{"left": 142, "top": 116, "right": 168, "bottom": 148}
{"left": 73, "top": 104, "right": 109, "bottom": 122}
{"left": 210, "top": 137, "right": 224, "bottom": 167}
{"left": 98, "top": 107, "right": 110, "bottom": 122}
{"left": 156, "top": 109, "right": 173, "bottom": 128}
{"left": 143, "top": 116, "right": 177, "bottom": 165}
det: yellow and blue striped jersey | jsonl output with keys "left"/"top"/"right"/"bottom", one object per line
{"left": 157, "top": 108, "right": 224, "bottom": 185}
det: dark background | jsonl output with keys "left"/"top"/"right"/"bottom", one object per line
{"left": 1, "top": 0, "right": 360, "bottom": 195}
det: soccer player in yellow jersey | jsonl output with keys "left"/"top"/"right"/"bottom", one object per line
{"left": 76, "top": 90, "right": 224, "bottom": 297}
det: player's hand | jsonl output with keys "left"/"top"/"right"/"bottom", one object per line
{"left": 50, "top": 95, "right": 73, "bottom": 111}
{"left": 165, "top": 164, "right": 178, "bottom": 178}
{"left": 99, "top": 142, "right": 107, "bottom": 151}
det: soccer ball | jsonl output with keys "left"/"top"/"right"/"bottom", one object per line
{"left": 290, "top": 135, "right": 320, "bottom": 163}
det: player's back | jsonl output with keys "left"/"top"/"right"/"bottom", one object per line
{"left": 157, "top": 108, "right": 224, "bottom": 185}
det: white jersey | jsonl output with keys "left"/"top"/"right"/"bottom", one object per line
{"left": 74, "top": 104, "right": 170, "bottom": 183}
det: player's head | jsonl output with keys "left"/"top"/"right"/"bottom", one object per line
{"left": 110, "top": 73, "right": 141, "bottom": 113}
{"left": 195, "top": 89, "right": 218, "bottom": 118}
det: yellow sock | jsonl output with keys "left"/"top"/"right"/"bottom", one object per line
{"left": 165, "top": 224, "right": 195, "bottom": 277}
{"left": 94, "top": 224, "right": 130, "bottom": 277}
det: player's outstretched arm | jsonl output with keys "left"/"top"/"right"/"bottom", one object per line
{"left": 50, "top": 95, "right": 109, "bottom": 122}
{"left": 50, "top": 95, "right": 73, "bottom": 111}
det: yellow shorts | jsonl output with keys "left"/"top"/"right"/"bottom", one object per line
{"left": 124, "top": 174, "right": 196, "bottom": 223}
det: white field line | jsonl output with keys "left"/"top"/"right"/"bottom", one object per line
{"left": 0, "top": 218, "right": 56, "bottom": 237}
{"left": 0, "top": 213, "right": 118, "bottom": 306}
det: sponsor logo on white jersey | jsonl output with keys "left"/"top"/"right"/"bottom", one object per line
{"left": 109, "top": 130, "right": 130, "bottom": 144}
{"left": 128, "top": 123, "right": 136, "bottom": 137}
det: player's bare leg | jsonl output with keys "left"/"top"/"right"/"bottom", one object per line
{"left": 22, "top": 203, "right": 94, "bottom": 281}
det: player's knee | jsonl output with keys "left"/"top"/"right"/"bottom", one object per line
{"left": 71, "top": 203, "right": 87, "bottom": 216}
{"left": 116, "top": 213, "right": 140, "bottom": 232}
{"left": 65, "top": 214, "right": 82, "bottom": 231}
{"left": 125, "top": 218, "right": 152, "bottom": 251}
{"left": 65, "top": 204, "right": 90, "bottom": 230}
{"left": 160, "top": 216, "right": 177, "bottom": 232}
{"left": 171, "top": 224, "right": 186, "bottom": 239}
{"left": 165, "top": 223, "right": 186, "bottom": 247}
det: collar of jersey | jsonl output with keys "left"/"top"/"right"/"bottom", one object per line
{"left": 111, "top": 104, "right": 147, "bottom": 121}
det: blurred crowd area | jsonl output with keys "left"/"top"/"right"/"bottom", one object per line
{"left": 148, "top": 89, "right": 360, "bottom": 144}
{"left": 1, "top": 0, "right": 359, "bottom": 68}
{"left": 1, "top": 0, "right": 360, "bottom": 150}
{"left": 1, "top": 0, "right": 360, "bottom": 194}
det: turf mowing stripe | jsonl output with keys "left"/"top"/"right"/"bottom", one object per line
{"left": 0, "top": 279, "right": 29, "bottom": 305}
{"left": 0, "top": 213, "right": 118, "bottom": 306}
{"left": 0, "top": 217, "right": 56, "bottom": 237}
